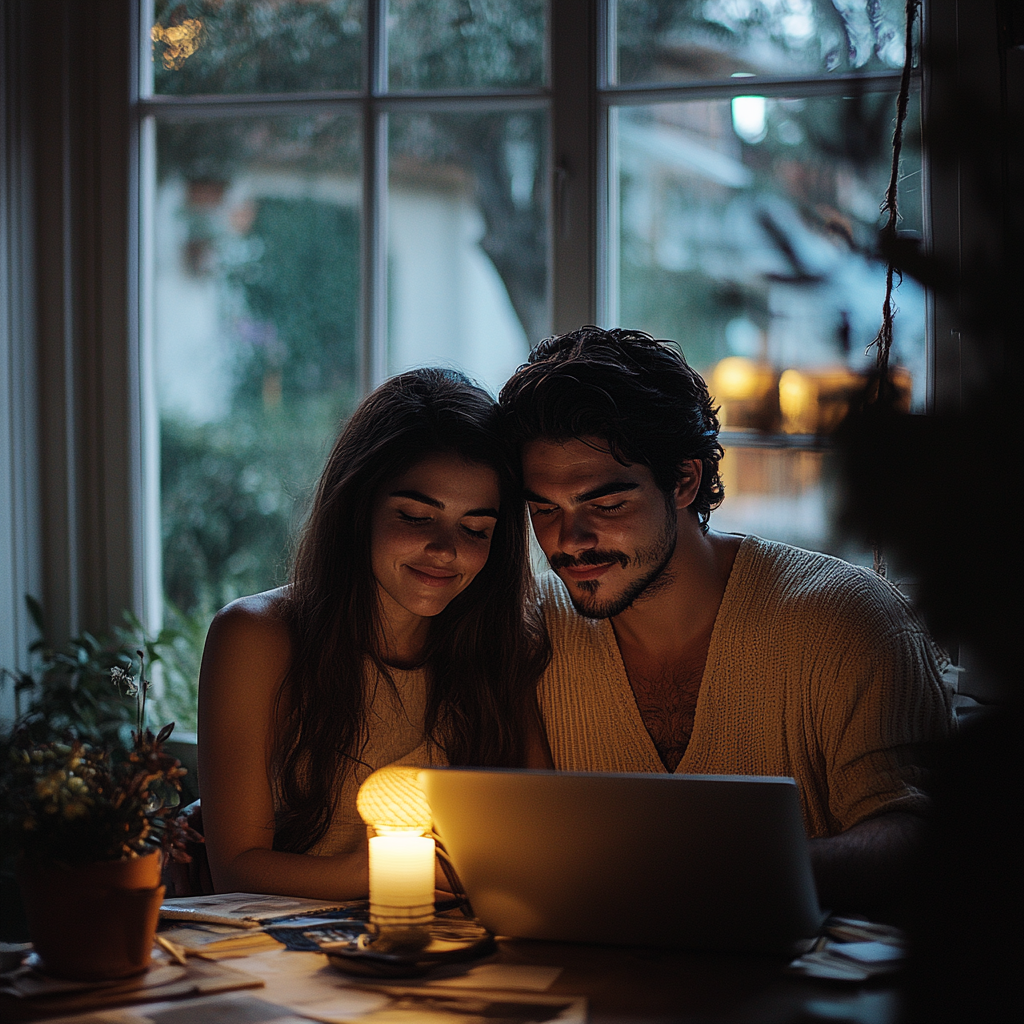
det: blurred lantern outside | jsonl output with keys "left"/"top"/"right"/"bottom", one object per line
{"left": 778, "top": 364, "right": 911, "bottom": 435}
{"left": 708, "top": 356, "right": 913, "bottom": 561}
{"left": 709, "top": 357, "right": 780, "bottom": 433}
{"left": 709, "top": 358, "right": 912, "bottom": 437}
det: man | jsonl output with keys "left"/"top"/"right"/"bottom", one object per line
{"left": 499, "top": 326, "right": 955, "bottom": 912}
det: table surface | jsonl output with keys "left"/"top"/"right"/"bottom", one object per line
{"left": 483, "top": 936, "right": 897, "bottom": 1024}
{"left": 5, "top": 931, "right": 901, "bottom": 1024}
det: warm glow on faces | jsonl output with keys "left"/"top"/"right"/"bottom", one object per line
{"left": 522, "top": 438, "right": 680, "bottom": 619}
{"left": 371, "top": 453, "right": 500, "bottom": 626}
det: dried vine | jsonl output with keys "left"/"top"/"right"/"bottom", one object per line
{"left": 869, "top": 0, "right": 920, "bottom": 577}
{"left": 871, "top": 0, "right": 922, "bottom": 379}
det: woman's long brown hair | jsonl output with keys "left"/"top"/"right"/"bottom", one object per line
{"left": 273, "top": 368, "right": 550, "bottom": 853}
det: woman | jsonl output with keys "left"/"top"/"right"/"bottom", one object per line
{"left": 197, "top": 368, "right": 551, "bottom": 899}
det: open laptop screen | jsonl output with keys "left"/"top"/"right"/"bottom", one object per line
{"left": 421, "top": 768, "right": 824, "bottom": 952}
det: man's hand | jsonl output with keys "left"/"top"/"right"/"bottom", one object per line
{"left": 809, "top": 810, "right": 924, "bottom": 917}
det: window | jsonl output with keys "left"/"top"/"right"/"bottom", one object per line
{"left": 143, "top": 1, "right": 925, "bottom": 661}
{"left": 143, "top": 1, "right": 550, "bottom": 643}
{"left": 602, "top": 1, "right": 924, "bottom": 557}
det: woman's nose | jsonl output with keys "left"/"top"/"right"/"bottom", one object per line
{"left": 425, "top": 524, "right": 458, "bottom": 560}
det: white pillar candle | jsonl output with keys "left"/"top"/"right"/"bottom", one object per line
{"left": 368, "top": 833, "right": 435, "bottom": 926}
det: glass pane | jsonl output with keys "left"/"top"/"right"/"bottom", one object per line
{"left": 153, "top": 113, "right": 361, "bottom": 628}
{"left": 150, "top": 0, "right": 363, "bottom": 94}
{"left": 613, "top": 0, "right": 913, "bottom": 85}
{"left": 387, "top": 0, "right": 546, "bottom": 91}
{"left": 712, "top": 446, "right": 870, "bottom": 562}
{"left": 614, "top": 91, "right": 926, "bottom": 439}
{"left": 387, "top": 110, "right": 549, "bottom": 395}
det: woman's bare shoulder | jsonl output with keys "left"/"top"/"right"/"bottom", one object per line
{"left": 212, "top": 586, "right": 289, "bottom": 630}
{"left": 203, "top": 588, "right": 292, "bottom": 677}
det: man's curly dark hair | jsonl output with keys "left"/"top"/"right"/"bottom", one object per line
{"left": 499, "top": 326, "right": 725, "bottom": 532}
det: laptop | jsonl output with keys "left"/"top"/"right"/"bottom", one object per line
{"left": 419, "top": 768, "right": 825, "bottom": 953}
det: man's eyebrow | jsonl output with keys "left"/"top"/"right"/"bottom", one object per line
{"left": 524, "top": 481, "right": 639, "bottom": 505}
{"left": 575, "top": 481, "right": 639, "bottom": 503}
{"left": 390, "top": 490, "right": 498, "bottom": 518}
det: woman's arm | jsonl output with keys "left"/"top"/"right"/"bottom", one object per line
{"left": 196, "top": 592, "right": 370, "bottom": 900}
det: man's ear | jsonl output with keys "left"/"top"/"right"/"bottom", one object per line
{"left": 673, "top": 460, "right": 703, "bottom": 510}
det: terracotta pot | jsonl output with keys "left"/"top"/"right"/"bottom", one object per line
{"left": 17, "top": 849, "right": 165, "bottom": 980}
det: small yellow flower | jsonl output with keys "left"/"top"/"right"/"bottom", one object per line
{"left": 35, "top": 772, "right": 64, "bottom": 800}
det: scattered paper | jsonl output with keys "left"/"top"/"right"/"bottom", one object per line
{"left": 298, "top": 986, "right": 585, "bottom": 1024}
{"left": 423, "top": 964, "right": 562, "bottom": 991}
{"left": 0, "top": 957, "right": 263, "bottom": 1015}
{"left": 789, "top": 938, "right": 905, "bottom": 981}
{"left": 158, "top": 925, "right": 283, "bottom": 958}
{"left": 829, "top": 941, "right": 904, "bottom": 965}
{"left": 825, "top": 916, "right": 906, "bottom": 946}
{"left": 160, "top": 893, "right": 362, "bottom": 928}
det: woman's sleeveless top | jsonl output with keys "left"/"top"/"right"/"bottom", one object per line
{"left": 288, "top": 663, "right": 445, "bottom": 857}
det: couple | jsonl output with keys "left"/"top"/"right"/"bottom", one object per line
{"left": 198, "top": 326, "right": 954, "bottom": 912}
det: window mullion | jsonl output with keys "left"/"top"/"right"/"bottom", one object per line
{"left": 361, "top": 0, "right": 389, "bottom": 393}
{"left": 550, "top": 0, "right": 598, "bottom": 333}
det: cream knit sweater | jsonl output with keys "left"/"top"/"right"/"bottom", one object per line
{"left": 537, "top": 535, "right": 955, "bottom": 838}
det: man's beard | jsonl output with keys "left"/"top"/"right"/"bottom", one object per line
{"left": 548, "top": 505, "right": 678, "bottom": 620}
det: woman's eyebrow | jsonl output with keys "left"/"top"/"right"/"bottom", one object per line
{"left": 390, "top": 489, "right": 498, "bottom": 519}
{"left": 390, "top": 489, "right": 443, "bottom": 509}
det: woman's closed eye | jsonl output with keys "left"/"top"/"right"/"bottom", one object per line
{"left": 397, "top": 509, "right": 432, "bottom": 525}
{"left": 461, "top": 520, "right": 493, "bottom": 540}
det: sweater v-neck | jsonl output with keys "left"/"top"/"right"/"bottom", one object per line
{"left": 600, "top": 534, "right": 756, "bottom": 775}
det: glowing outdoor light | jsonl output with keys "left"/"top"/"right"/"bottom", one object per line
{"left": 356, "top": 766, "right": 435, "bottom": 929}
{"left": 731, "top": 95, "right": 767, "bottom": 144}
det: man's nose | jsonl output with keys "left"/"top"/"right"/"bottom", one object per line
{"left": 557, "top": 511, "right": 597, "bottom": 555}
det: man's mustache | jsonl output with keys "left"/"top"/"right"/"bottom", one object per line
{"left": 549, "top": 549, "right": 631, "bottom": 571}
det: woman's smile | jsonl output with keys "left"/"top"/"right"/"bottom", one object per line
{"left": 404, "top": 563, "right": 461, "bottom": 586}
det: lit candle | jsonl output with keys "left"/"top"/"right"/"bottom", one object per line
{"left": 367, "top": 833, "right": 435, "bottom": 925}
{"left": 357, "top": 766, "right": 435, "bottom": 930}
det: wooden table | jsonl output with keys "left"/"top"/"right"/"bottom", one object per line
{"left": 4, "top": 932, "right": 899, "bottom": 1023}
{"left": 490, "top": 936, "right": 897, "bottom": 1023}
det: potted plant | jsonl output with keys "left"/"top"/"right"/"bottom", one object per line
{"left": 0, "top": 649, "right": 197, "bottom": 980}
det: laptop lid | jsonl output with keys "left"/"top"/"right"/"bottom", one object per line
{"left": 420, "top": 768, "right": 825, "bottom": 953}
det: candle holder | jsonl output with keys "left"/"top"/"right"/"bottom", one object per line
{"left": 328, "top": 766, "right": 494, "bottom": 977}
{"left": 356, "top": 766, "right": 436, "bottom": 949}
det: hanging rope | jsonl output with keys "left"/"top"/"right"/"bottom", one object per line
{"left": 869, "top": 0, "right": 920, "bottom": 577}
{"left": 870, "top": 0, "right": 921, "bottom": 380}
